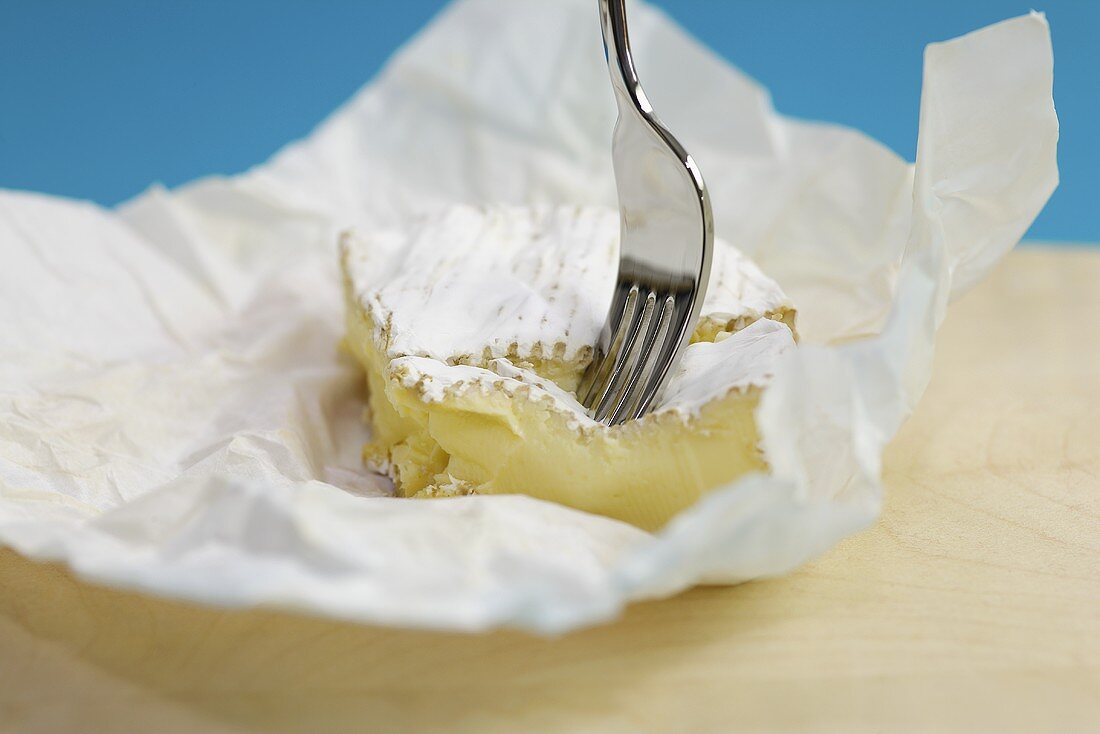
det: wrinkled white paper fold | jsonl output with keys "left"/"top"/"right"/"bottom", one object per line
{"left": 0, "top": 0, "right": 1056, "bottom": 632}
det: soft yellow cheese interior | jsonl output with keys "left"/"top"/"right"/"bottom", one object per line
{"left": 345, "top": 302, "right": 775, "bottom": 532}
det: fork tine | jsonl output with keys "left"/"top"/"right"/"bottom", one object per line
{"left": 607, "top": 293, "right": 675, "bottom": 424}
{"left": 580, "top": 284, "right": 639, "bottom": 406}
{"left": 592, "top": 289, "right": 656, "bottom": 422}
{"left": 624, "top": 294, "right": 694, "bottom": 422}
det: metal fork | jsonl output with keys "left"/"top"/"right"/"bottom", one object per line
{"left": 578, "top": 0, "right": 714, "bottom": 425}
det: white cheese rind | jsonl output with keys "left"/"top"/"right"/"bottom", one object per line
{"left": 341, "top": 205, "right": 793, "bottom": 367}
{"left": 388, "top": 317, "right": 795, "bottom": 428}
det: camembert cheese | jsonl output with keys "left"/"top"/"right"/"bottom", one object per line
{"left": 340, "top": 205, "right": 796, "bottom": 531}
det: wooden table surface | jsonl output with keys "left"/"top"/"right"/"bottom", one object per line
{"left": 1, "top": 247, "right": 1097, "bottom": 734}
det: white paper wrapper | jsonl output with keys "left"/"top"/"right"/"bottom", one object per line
{"left": 0, "top": 0, "right": 1056, "bottom": 633}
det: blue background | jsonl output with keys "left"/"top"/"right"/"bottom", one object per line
{"left": 1, "top": 1, "right": 1094, "bottom": 242}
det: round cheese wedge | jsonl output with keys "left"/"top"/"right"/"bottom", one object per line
{"left": 340, "top": 205, "right": 796, "bottom": 531}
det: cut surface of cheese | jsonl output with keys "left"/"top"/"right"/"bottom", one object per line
{"left": 341, "top": 205, "right": 796, "bottom": 531}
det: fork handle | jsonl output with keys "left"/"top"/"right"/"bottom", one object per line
{"left": 598, "top": 0, "right": 704, "bottom": 202}
{"left": 598, "top": 0, "right": 639, "bottom": 110}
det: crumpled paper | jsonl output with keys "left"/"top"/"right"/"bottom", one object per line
{"left": 0, "top": 0, "right": 1056, "bottom": 633}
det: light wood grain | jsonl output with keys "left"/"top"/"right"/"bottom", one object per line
{"left": 1, "top": 247, "right": 1098, "bottom": 734}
